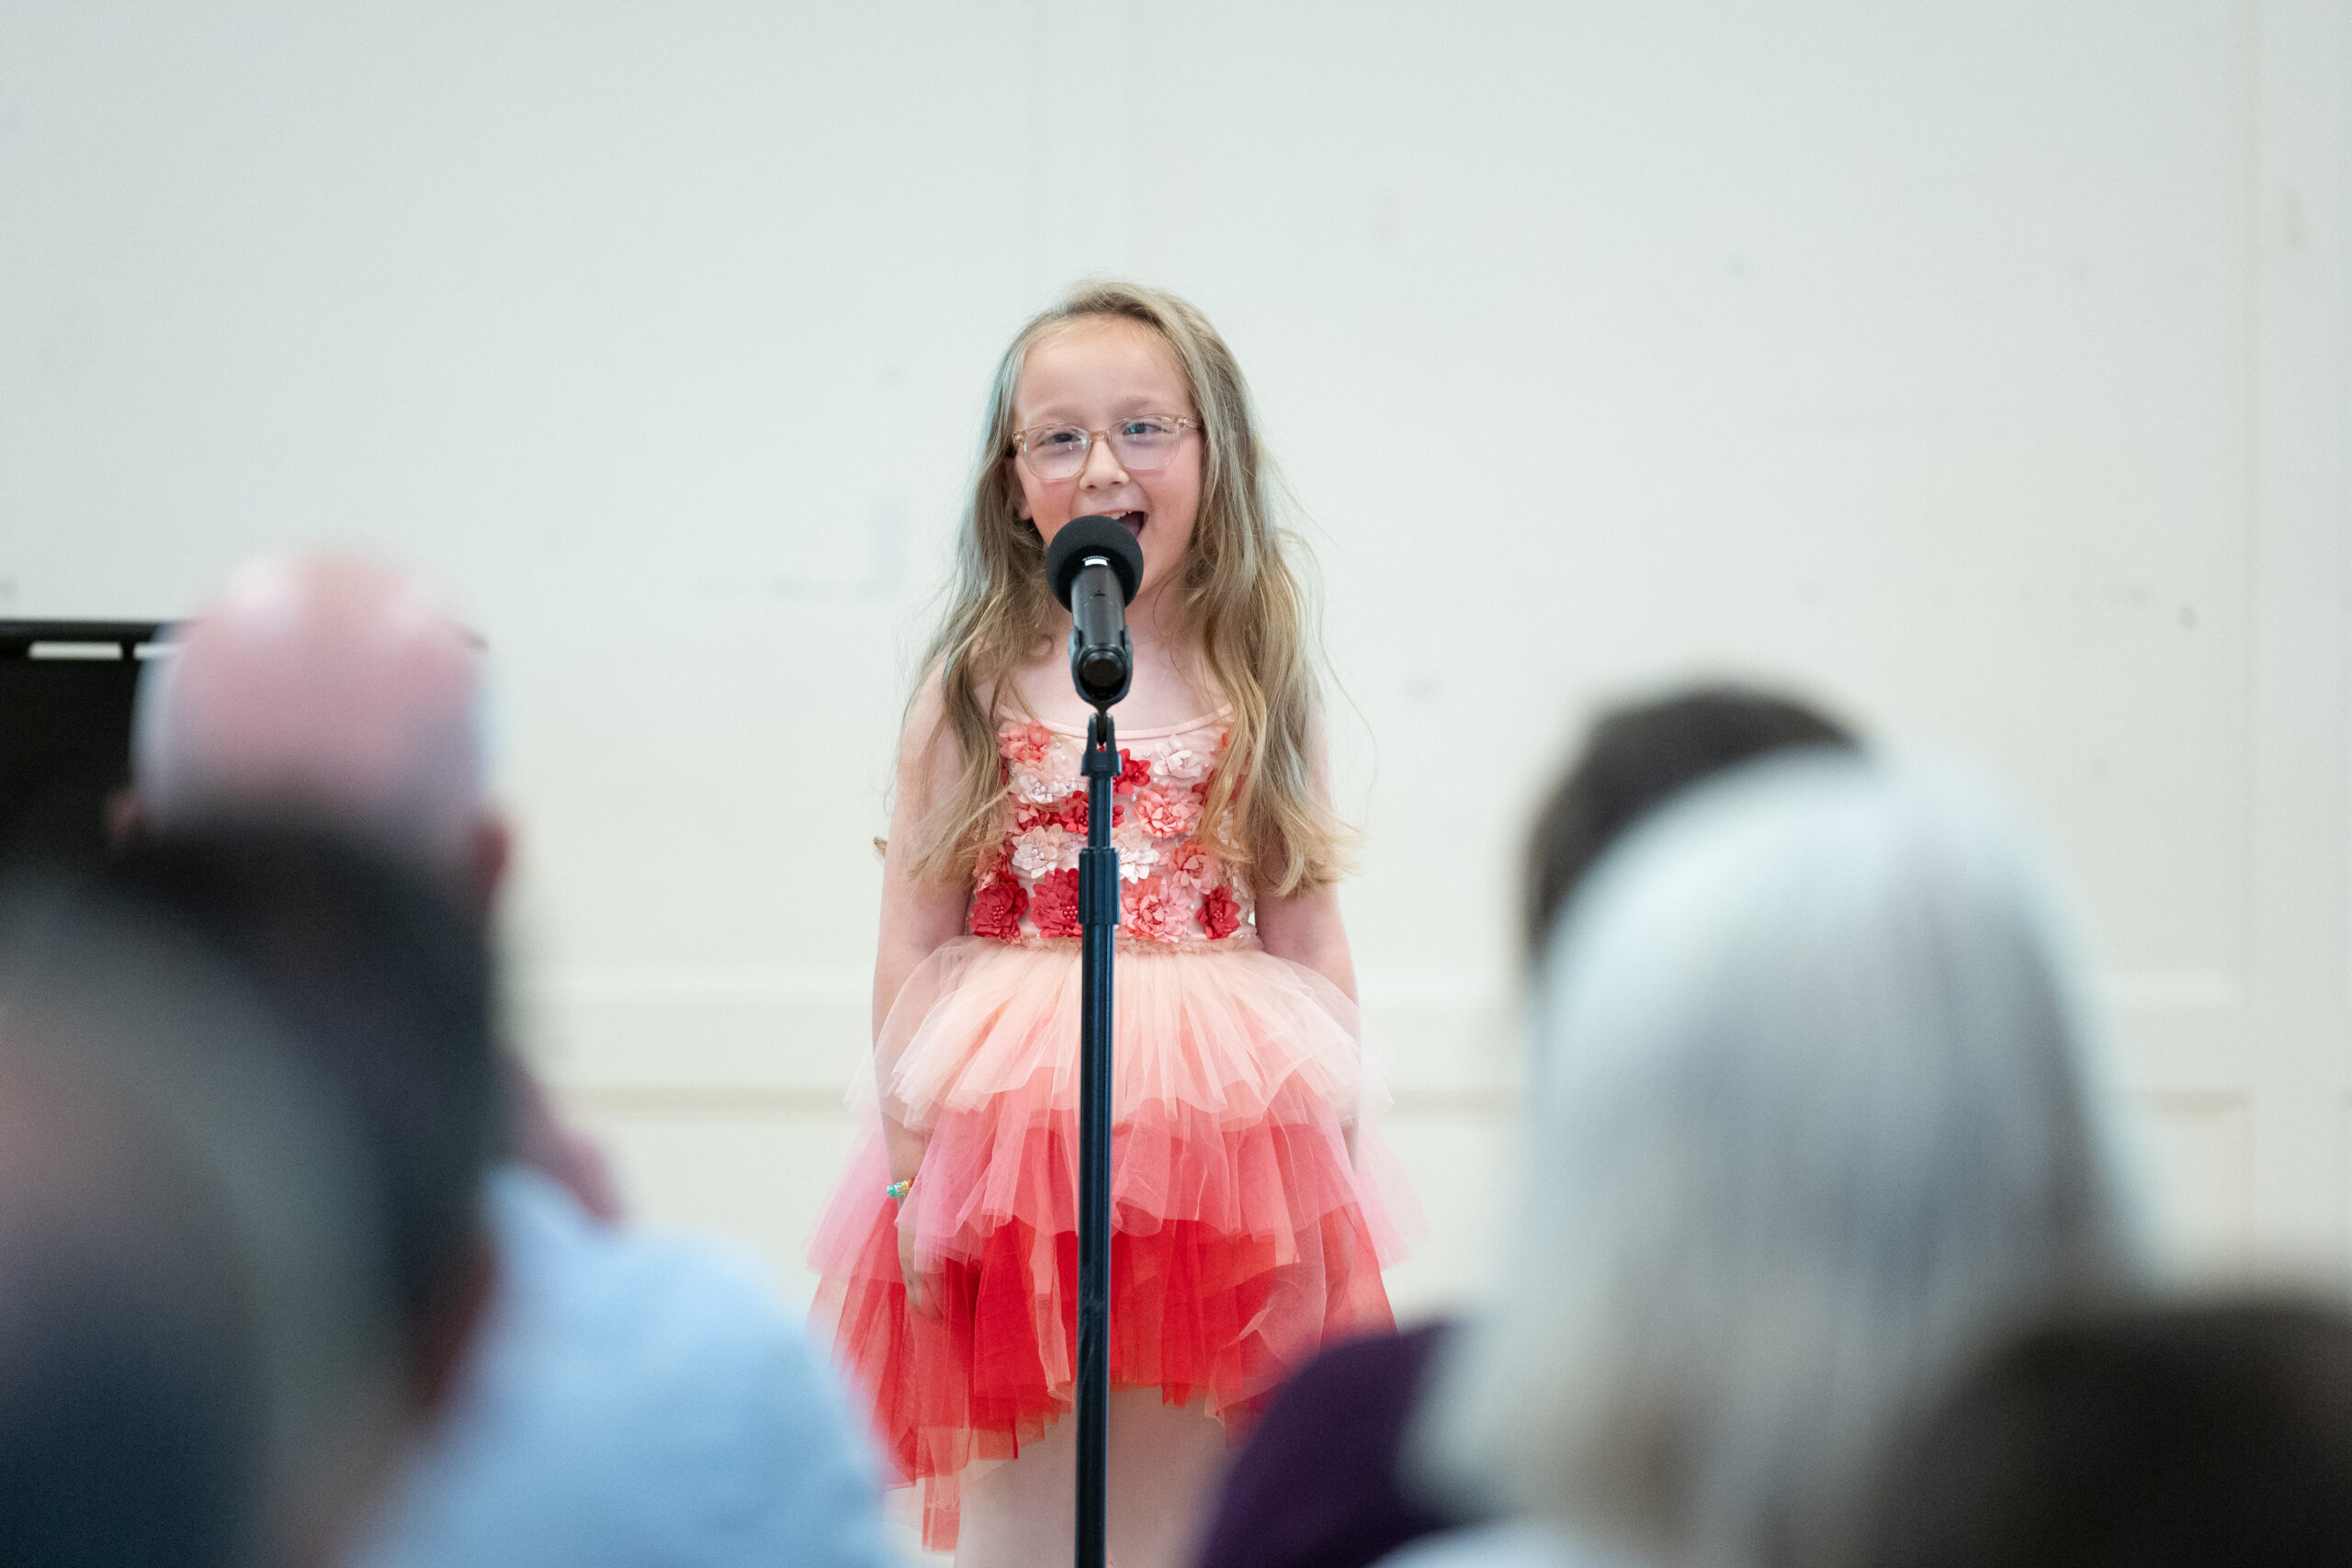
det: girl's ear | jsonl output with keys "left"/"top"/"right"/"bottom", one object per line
{"left": 1004, "top": 460, "right": 1032, "bottom": 521}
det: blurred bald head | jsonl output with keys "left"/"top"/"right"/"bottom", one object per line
{"left": 133, "top": 554, "right": 499, "bottom": 897}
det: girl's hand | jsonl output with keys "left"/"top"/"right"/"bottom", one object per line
{"left": 896, "top": 1186, "right": 938, "bottom": 1320}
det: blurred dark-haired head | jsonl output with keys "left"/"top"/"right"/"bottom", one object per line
{"left": 1522, "top": 684, "right": 1857, "bottom": 960}
{"left": 1865, "top": 1298, "right": 2352, "bottom": 1568}
{"left": 0, "top": 865, "right": 408, "bottom": 1568}
{"left": 99, "top": 827, "right": 510, "bottom": 1399}
{"left": 0, "top": 1043, "right": 265, "bottom": 1568}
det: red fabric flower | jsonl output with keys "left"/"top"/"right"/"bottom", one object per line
{"left": 967, "top": 874, "right": 1028, "bottom": 941}
{"left": 1115, "top": 749, "right": 1153, "bottom": 792}
{"left": 1061, "top": 791, "right": 1120, "bottom": 835}
{"left": 1016, "top": 792, "right": 1119, "bottom": 835}
{"left": 1028, "top": 868, "right": 1082, "bottom": 938}
{"left": 1201, "top": 884, "right": 1243, "bottom": 941}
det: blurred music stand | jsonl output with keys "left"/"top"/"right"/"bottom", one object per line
{"left": 0, "top": 620, "right": 170, "bottom": 874}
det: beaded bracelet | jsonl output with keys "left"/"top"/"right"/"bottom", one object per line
{"left": 885, "top": 1178, "right": 914, "bottom": 1202}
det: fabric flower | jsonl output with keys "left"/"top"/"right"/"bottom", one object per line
{"left": 1011, "top": 751, "right": 1081, "bottom": 804}
{"left": 1162, "top": 839, "right": 1219, "bottom": 896}
{"left": 968, "top": 874, "right": 1028, "bottom": 941}
{"left": 1010, "top": 743, "right": 1080, "bottom": 805}
{"left": 1121, "top": 876, "right": 1191, "bottom": 943}
{"left": 1023, "top": 790, "right": 1115, "bottom": 836}
{"left": 1115, "top": 749, "right": 1153, "bottom": 792}
{"left": 1111, "top": 820, "right": 1159, "bottom": 881}
{"left": 1010, "top": 823, "right": 1078, "bottom": 878}
{"left": 1202, "top": 884, "right": 1243, "bottom": 941}
{"left": 1154, "top": 739, "right": 1216, "bottom": 784}
{"left": 1127, "top": 782, "right": 1202, "bottom": 840}
{"left": 1028, "top": 868, "right": 1081, "bottom": 938}
{"left": 998, "top": 720, "right": 1055, "bottom": 768}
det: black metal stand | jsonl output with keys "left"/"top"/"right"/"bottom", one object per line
{"left": 1074, "top": 709, "right": 1118, "bottom": 1568}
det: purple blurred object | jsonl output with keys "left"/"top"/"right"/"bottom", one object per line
{"left": 1194, "top": 1320, "right": 1464, "bottom": 1568}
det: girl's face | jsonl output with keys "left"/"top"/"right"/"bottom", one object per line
{"left": 1008, "top": 317, "right": 1202, "bottom": 613}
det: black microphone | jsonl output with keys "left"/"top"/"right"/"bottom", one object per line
{"left": 1045, "top": 515, "right": 1147, "bottom": 708}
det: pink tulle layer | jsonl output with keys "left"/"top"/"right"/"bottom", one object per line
{"left": 808, "top": 937, "right": 1416, "bottom": 1550}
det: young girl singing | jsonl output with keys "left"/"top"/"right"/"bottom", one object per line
{"left": 808, "top": 281, "right": 1410, "bottom": 1568}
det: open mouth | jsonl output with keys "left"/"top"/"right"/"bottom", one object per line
{"left": 1113, "top": 510, "right": 1146, "bottom": 538}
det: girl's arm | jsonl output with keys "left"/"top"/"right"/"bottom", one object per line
{"left": 1253, "top": 719, "right": 1363, "bottom": 1168}
{"left": 873, "top": 678, "right": 972, "bottom": 1320}
{"left": 1255, "top": 816, "right": 1361, "bottom": 1164}
{"left": 872, "top": 676, "right": 972, "bottom": 1179}
{"left": 1252, "top": 712, "right": 1358, "bottom": 1002}
{"left": 1254, "top": 881, "right": 1358, "bottom": 1002}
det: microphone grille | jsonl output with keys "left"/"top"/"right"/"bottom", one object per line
{"left": 1045, "top": 516, "right": 1146, "bottom": 608}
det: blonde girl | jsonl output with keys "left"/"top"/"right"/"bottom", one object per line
{"left": 808, "top": 282, "right": 1409, "bottom": 1568}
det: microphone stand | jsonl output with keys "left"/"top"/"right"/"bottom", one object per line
{"left": 1042, "top": 516, "right": 1141, "bottom": 1568}
{"left": 1074, "top": 703, "right": 1118, "bottom": 1568}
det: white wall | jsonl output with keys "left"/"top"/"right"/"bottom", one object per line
{"left": 3, "top": 2, "right": 2347, "bottom": 1317}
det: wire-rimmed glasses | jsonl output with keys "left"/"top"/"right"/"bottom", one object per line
{"left": 1012, "top": 416, "right": 1199, "bottom": 482}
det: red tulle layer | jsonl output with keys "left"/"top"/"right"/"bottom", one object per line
{"left": 806, "top": 938, "right": 1413, "bottom": 1551}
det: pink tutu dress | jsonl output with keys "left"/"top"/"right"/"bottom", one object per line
{"left": 808, "top": 711, "right": 1414, "bottom": 1550}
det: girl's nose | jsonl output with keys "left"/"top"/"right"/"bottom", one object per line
{"left": 1080, "top": 434, "right": 1130, "bottom": 490}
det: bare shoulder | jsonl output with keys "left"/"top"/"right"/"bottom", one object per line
{"left": 895, "top": 662, "right": 972, "bottom": 803}
{"left": 901, "top": 661, "right": 950, "bottom": 740}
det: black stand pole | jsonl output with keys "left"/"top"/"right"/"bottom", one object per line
{"left": 1074, "top": 708, "right": 1119, "bottom": 1568}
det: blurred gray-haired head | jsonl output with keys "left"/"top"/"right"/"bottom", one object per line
{"left": 1416, "top": 753, "right": 2145, "bottom": 1568}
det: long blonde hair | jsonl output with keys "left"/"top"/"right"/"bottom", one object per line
{"left": 904, "top": 280, "right": 1350, "bottom": 898}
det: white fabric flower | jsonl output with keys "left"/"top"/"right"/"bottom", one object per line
{"left": 1010, "top": 824, "right": 1077, "bottom": 878}
{"left": 1010, "top": 743, "right": 1081, "bottom": 805}
{"left": 1154, "top": 740, "right": 1215, "bottom": 784}
{"left": 1111, "top": 820, "right": 1159, "bottom": 881}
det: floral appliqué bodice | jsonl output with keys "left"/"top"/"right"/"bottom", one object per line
{"left": 967, "top": 715, "right": 1254, "bottom": 948}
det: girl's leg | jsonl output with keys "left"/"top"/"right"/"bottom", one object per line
{"left": 954, "top": 1423, "right": 1073, "bottom": 1568}
{"left": 952, "top": 1391, "right": 1228, "bottom": 1568}
{"left": 1104, "top": 1390, "right": 1229, "bottom": 1568}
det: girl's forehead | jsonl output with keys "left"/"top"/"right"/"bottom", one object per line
{"left": 1013, "top": 317, "right": 1195, "bottom": 419}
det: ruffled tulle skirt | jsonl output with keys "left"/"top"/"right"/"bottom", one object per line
{"left": 807, "top": 936, "right": 1415, "bottom": 1551}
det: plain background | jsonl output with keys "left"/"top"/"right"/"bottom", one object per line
{"left": 3, "top": 3, "right": 2347, "bottom": 1330}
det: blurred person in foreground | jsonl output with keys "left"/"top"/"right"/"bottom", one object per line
{"left": 126, "top": 551, "right": 616, "bottom": 1219}
{"left": 1385, "top": 755, "right": 2145, "bottom": 1568}
{"left": 0, "top": 864, "right": 402, "bottom": 1568}
{"left": 128, "top": 553, "right": 893, "bottom": 1568}
{"left": 1194, "top": 688, "right": 1858, "bottom": 1568}
{"left": 0, "top": 1035, "right": 267, "bottom": 1568}
{"left": 1861, "top": 1298, "right": 2352, "bottom": 1568}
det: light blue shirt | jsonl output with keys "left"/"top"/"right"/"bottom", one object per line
{"left": 349, "top": 1168, "right": 892, "bottom": 1568}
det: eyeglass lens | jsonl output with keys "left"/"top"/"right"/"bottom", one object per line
{"left": 1022, "top": 418, "right": 1187, "bottom": 479}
